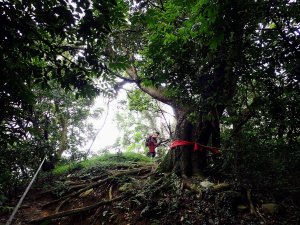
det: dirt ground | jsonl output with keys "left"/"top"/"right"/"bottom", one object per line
{"left": 1, "top": 163, "right": 299, "bottom": 225}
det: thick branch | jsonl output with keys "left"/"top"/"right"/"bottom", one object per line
{"left": 138, "top": 84, "right": 173, "bottom": 105}
{"left": 125, "top": 65, "right": 173, "bottom": 104}
{"left": 104, "top": 45, "right": 173, "bottom": 105}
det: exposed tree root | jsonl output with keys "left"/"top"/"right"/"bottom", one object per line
{"left": 30, "top": 195, "right": 127, "bottom": 223}
{"left": 10, "top": 160, "right": 299, "bottom": 225}
{"left": 247, "top": 189, "right": 257, "bottom": 216}
{"left": 67, "top": 183, "right": 90, "bottom": 191}
{"left": 55, "top": 197, "right": 70, "bottom": 213}
{"left": 34, "top": 188, "right": 57, "bottom": 197}
{"left": 42, "top": 167, "right": 151, "bottom": 208}
{"left": 182, "top": 180, "right": 203, "bottom": 197}
{"left": 90, "top": 173, "right": 110, "bottom": 181}
{"left": 151, "top": 177, "right": 169, "bottom": 195}
{"left": 89, "top": 207, "right": 104, "bottom": 225}
{"left": 139, "top": 171, "right": 159, "bottom": 179}
{"left": 212, "top": 182, "right": 231, "bottom": 191}
{"left": 109, "top": 185, "right": 114, "bottom": 200}
{"left": 42, "top": 177, "right": 112, "bottom": 208}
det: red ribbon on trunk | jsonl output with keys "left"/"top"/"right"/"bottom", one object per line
{"left": 170, "top": 140, "right": 221, "bottom": 155}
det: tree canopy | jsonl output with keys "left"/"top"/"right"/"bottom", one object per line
{"left": 0, "top": 0, "right": 299, "bottom": 204}
{"left": 0, "top": 0, "right": 126, "bottom": 197}
{"left": 102, "top": 0, "right": 299, "bottom": 177}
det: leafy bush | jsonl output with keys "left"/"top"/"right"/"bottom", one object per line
{"left": 221, "top": 131, "right": 300, "bottom": 189}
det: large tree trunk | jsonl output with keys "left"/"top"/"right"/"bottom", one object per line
{"left": 159, "top": 105, "right": 223, "bottom": 178}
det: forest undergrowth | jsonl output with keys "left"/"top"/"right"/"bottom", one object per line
{"left": 1, "top": 153, "right": 299, "bottom": 225}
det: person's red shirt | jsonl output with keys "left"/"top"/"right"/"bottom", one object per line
{"left": 148, "top": 136, "right": 158, "bottom": 153}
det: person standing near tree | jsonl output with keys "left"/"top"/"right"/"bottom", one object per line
{"left": 146, "top": 131, "right": 160, "bottom": 158}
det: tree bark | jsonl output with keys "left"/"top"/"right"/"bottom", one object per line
{"left": 157, "top": 106, "right": 208, "bottom": 178}
{"left": 159, "top": 104, "right": 224, "bottom": 178}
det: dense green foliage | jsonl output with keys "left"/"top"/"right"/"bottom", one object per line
{"left": 0, "top": 0, "right": 299, "bottom": 206}
{"left": 126, "top": 0, "right": 299, "bottom": 112}
{"left": 0, "top": 0, "right": 124, "bottom": 148}
{"left": 110, "top": 0, "right": 300, "bottom": 183}
{"left": 0, "top": 0, "right": 126, "bottom": 199}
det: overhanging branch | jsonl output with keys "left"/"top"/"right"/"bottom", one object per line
{"left": 103, "top": 45, "right": 173, "bottom": 105}
{"left": 125, "top": 65, "right": 173, "bottom": 105}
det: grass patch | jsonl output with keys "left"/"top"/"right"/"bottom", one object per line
{"left": 53, "top": 163, "right": 83, "bottom": 175}
{"left": 53, "top": 152, "right": 152, "bottom": 175}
